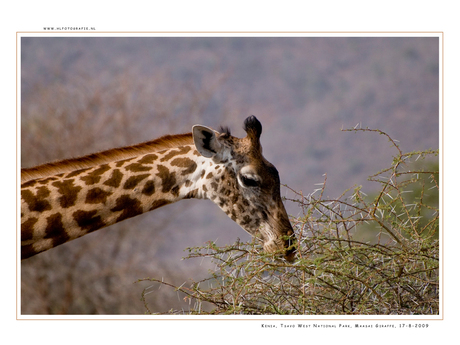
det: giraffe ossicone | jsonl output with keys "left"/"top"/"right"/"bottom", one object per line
{"left": 21, "top": 116, "right": 296, "bottom": 261}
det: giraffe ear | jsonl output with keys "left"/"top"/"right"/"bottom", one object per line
{"left": 192, "top": 125, "right": 223, "bottom": 158}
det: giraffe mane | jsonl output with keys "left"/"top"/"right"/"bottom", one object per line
{"left": 21, "top": 133, "right": 194, "bottom": 183}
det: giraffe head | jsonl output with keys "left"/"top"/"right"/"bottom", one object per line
{"left": 192, "top": 116, "right": 296, "bottom": 261}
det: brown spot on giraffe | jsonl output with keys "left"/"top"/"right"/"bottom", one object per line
{"left": 85, "top": 187, "right": 113, "bottom": 204}
{"left": 80, "top": 165, "right": 111, "bottom": 185}
{"left": 218, "top": 198, "right": 227, "bottom": 208}
{"left": 52, "top": 179, "right": 83, "bottom": 208}
{"left": 137, "top": 154, "right": 158, "bottom": 164}
{"left": 156, "top": 165, "right": 177, "bottom": 193}
{"left": 22, "top": 244, "right": 38, "bottom": 260}
{"left": 123, "top": 174, "right": 150, "bottom": 189}
{"left": 115, "top": 157, "right": 136, "bottom": 167}
{"left": 125, "top": 162, "right": 151, "bottom": 172}
{"left": 160, "top": 146, "right": 192, "bottom": 162}
{"left": 141, "top": 180, "right": 156, "bottom": 196}
{"left": 21, "top": 217, "right": 38, "bottom": 241}
{"left": 66, "top": 168, "right": 91, "bottom": 179}
{"left": 111, "top": 195, "right": 143, "bottom": 222}
{"left": 103, "top": 169, "right": 123, "bottom": 188}
{"left": 149, "top": 199, "right": 170, "bottom": 210}
{"left": 22, "top": 186, "right": 52, "bottom": 212}
{"left": 37, "top": 177, "right": 59, "bottom": 185}
{"left": 44, "top": 213, "right": 69, "bottom": 248}
{"left": 73, "top": 210, "right": 106, "bottom": 233}
{"left": 21, "top": 180, "right": 37, "bottom": 188}
{"left": 171, "top": 186, "right": 180, "bottom": 197}
{"left": 170, "top": 157, "right": 198, "bottom": 176}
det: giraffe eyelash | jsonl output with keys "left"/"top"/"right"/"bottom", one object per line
{"left": 239, "top": 174, "right": 260, "bottom": 188}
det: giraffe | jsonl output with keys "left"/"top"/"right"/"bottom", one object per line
{"left": 21, "top": 116, "right": 296, "bottom": 261}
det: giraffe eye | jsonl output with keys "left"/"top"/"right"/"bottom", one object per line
{"left": 240, "top": 174, "right": 260, "bottom": 188}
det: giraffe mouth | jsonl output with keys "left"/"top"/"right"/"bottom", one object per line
{"left": 261, "top": 229, "right": 296, "bottom": 262}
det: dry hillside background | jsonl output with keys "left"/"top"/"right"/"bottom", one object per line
{"left": 20, "top": 37, "right": 439, "bottom": 314}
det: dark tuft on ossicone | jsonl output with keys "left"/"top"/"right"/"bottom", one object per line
{"left": 243, "top": 115, "right": 262, "bottom": 139}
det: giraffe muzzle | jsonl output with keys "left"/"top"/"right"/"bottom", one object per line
{"left": 260, "top": 224, "right": 296, "bottom": 262}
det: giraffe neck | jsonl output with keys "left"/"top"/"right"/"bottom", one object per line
{"left": 21, "top": 140, "right": 213, "bottom": 259}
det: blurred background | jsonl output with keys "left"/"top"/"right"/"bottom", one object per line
{"left": 20, "top": 36, "right": 439, "bottom": 314}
